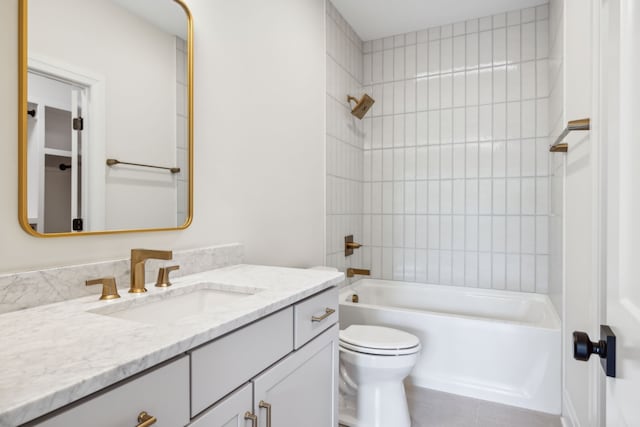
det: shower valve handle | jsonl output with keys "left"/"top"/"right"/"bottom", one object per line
{"left": 345, "top": 235, "right": 362, "bottom": 256}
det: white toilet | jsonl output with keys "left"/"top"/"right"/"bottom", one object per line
{"left": 338, "top": 324, "right": 421, "bottom": 427}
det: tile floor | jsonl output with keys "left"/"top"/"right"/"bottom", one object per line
{"left": 407, "top": 386, "right": 562, "bottom": 427}
{"left": 341, "top": 386, "right": 562, "bottom": 427}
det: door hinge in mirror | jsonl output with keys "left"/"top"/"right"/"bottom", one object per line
{"left": 72, "top": 218, "right": 83, "bottom": 231}
{"left": 72, "top": 117, "right": 84, "bottom": 131}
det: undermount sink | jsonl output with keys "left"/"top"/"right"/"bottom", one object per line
{"left": 89, "top": 286, "right": 258, "bottom": 326}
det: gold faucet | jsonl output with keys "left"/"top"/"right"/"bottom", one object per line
{"left": 130, "top": 249, "right": 173, "bottom": 293}
{"left": 346, "top": 268, "right": 370, "bottom": 278}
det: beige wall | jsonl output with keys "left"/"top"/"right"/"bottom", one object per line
{"left": 0, "top": 0, "right": 326, "bottom": 273}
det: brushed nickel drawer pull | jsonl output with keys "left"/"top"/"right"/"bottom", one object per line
{"left": 244, "top": 411, "right": 258, "bottom": 427}
{"left": 311, "top": 307, "right": 335, "bottom": 322}
{"left": 136, "top": 411, "right": 157, "bottom": 427}
{"left": 259, "top": 400, "right": 272, "bottom": 427}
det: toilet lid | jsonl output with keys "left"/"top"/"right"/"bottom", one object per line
{"left": 339, "top": 325, "right": 420, "bottom": 355}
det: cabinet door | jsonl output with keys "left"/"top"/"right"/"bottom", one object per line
{"left": 253, "top": 324, "right": 338, "bottom": 427}
{"left": 189, "top": 383, "right": 253, "bottom": 427}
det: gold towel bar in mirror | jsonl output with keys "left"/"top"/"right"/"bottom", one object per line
{"left": 549, "top": 118, "right": 590, "bottom": 153}
{"left": 106, "top": 158, "right": 181, "bottom": 174}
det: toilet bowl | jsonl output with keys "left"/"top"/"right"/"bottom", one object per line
{"left": 338, "top": 325, "right": 421, "bottom": 427}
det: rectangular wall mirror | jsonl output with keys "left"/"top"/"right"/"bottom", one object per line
{"left": 18, "top": 0, "right": 193, "bottom": 236}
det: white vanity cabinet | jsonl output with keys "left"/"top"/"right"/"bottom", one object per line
{"left": 21, "top": 286, "right": 339, "bottom": 427}
{"left": 190, "top": 287, "right": 339, "bottom": 427}
{"left": 190, "top": 324, "right": 338, "bottom": 427}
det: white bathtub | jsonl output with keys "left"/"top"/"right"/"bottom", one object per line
{"left": 339, "top": 279, "right": 561, "bottom": 414}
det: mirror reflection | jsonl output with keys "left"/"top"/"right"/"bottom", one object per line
{"left": 22, "top": 0, "right": 191, "bottom": 235}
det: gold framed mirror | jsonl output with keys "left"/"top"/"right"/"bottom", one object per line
{"left": 18, "top": 0, "right": 193, "bottom": 237}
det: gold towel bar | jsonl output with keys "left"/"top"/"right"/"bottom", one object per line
{"left": 549, "top": 118, "right": 590, "bottom": 152}
{"left": 106, "top": 158, "right": 180, "bottom": 174}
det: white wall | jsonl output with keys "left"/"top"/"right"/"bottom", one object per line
{"left": 359, "top": 5, "right": 552, "bottom": 291}
{"left": 548, "top": 0, "right": 564, "bottom": 319}
{"left": 325, "top": 1, "right": 365, "bottom": 274}
{"left": 553, "top": 0, "right": 601, "bottom": 425}
{"left": 0, "top": 0, "right": 326, "bottom": 273}
{"left": 29, "top": 0, "right": 178, "bottom": 230}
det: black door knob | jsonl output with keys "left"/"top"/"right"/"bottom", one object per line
{"left": 573, "top": 331, "right": 606, "bottom": 361}
{"left": 572, "top": 325, "right": 616, "bottom": 377}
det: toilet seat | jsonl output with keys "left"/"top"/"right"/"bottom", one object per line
{"left": 339, "top": 325, "right": 421, "bottom": 356}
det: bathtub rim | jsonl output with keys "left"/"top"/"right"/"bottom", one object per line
{"left": 339, "top": 278, "right": 561, "bottom": 331}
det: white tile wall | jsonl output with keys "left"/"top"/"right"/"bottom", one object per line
{"left": 326, "top": 1, "right": 365, "bottom": 274}
{"left": 358, "top": 4, "right": 552, "bottom": 292}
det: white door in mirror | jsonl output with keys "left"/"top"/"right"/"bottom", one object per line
{"left": 26, "top": 72, "right": 87, "bottom": 234}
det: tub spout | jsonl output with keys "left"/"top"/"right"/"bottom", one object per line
{"left": 346, "top": 268, "right": 370, "bottom": 278}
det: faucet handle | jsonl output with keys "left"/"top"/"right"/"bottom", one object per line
{"left": 156, "top": 265, "right": 180, "bottom": 288}
{"left": 86, "top": 277, "right": 121, "bottom": 300}
{"left": 345, "top": 235, "right": 363, "bottom": 256}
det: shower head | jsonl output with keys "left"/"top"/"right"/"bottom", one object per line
{"left": 347, "top": 94, "right": 375, "bottom": 119}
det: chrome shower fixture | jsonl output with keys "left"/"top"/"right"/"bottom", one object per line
{"left": 347, "top": 94, "right": 375, "bottom": 119}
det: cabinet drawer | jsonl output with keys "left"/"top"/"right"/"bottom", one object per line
{"left": 30, "top": 357, "right": 189, "bottom": 427}
{"left": 190, "top": 307, "right": 293, "bottom": 417}
{"left": 294, "top": 287, "right": 338, "bottom": 349}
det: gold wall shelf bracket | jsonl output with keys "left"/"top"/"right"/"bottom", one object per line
{"left": 549, "top": 118, "right": 590, "bottom": 153}
{"left": 106, "top": 158, "right": 181, "bottom": 174}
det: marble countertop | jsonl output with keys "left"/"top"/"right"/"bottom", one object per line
{"left": 0, "top": 264, "right": 343, "bottom": 427}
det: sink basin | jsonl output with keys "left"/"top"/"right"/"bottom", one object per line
{"left": 90, "top": 286, "right": 257, "bottom": 326}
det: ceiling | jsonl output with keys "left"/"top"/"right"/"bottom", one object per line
{"left": 331, "top": 0, "right": 549, "bottom": 41}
